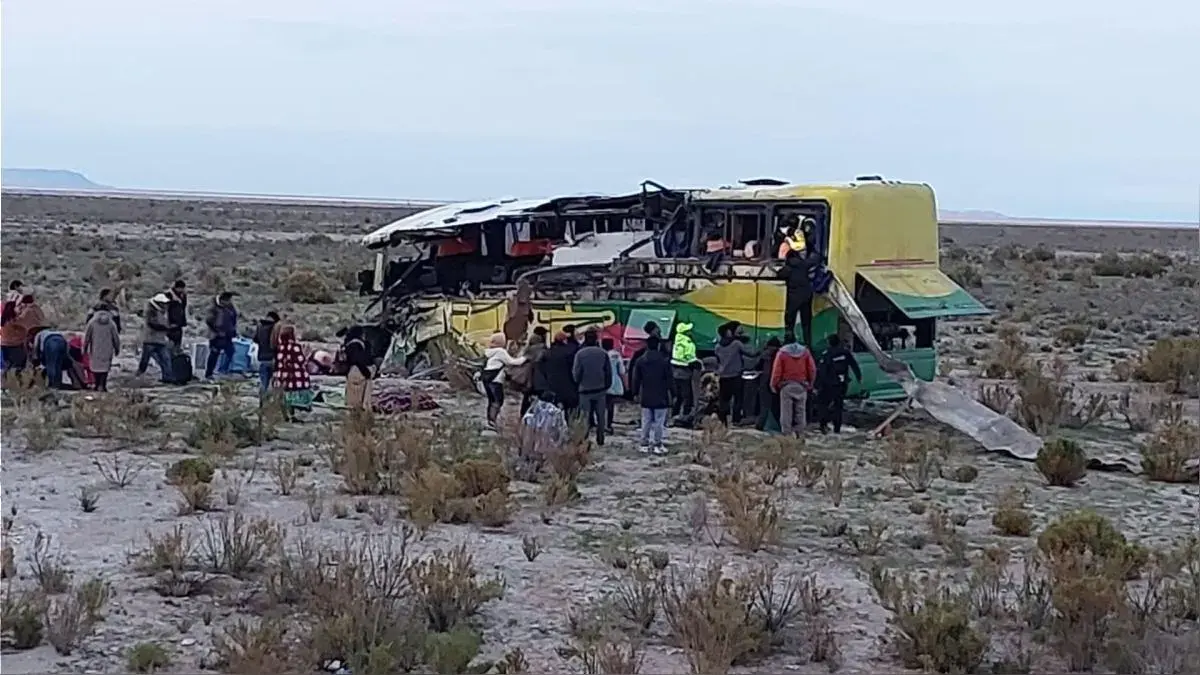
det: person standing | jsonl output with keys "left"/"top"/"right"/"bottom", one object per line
{"left": 253, "top": 311, "right": 281, "bottom": 397}
{"left": 602, "top": 336, "right": 625, "bottom": 435}
{"left": 777, "top": 250, "right": 817, "bottom": 347}
{"left": 166, "top": 280, "right": 188, "bottom": 351}
{"left": 83, "top": 309, "right": 121, "bottom": 391}
{"left": 343, "top": 325, "right": 375, "bottom": 411}
{"left": 137, "top": 294, "right": 173, "bottom": 382}
{"left": 815, "top": 334, "right": 862, "bottom": 434}
{"left": 203, "top": 291, "right": 239, "bottom": 381}
{"left": 481, "top": 332, "right": 527, "bottom": 430}
{"left": 755, "top": 336, "right": 782, "bottom": 431}
{"left": 713, "top": 322, "right": 757, "bottom": 426}
{"left": 543, "top": 331, "right": 579, "bottom": 417}
{"left": 1, "top": 295, "right": 44, "bottom": 373}
{"left": 669, "top": 322, "right": 699, "bottom": 417}
{"left": 561, "top": 324, "right": 581, "bottom": 362}
{"left": 519, "top": 326, "right": 549, "bottom": 416}
{"left": 630, "top": 334, "right": 672, "bottom": 454}
{"left": 271, "top": 325, "right": 314, "bottom": 420}
{"left": 572, "top": 328, "right": 612, "bottom": 445}
{"left": 86, "top": 288, "right": 123, "bottom": 334}
{"left": 770, "top": 333, "right": 817, "bottom": 437}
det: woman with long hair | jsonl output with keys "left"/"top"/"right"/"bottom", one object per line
{"left": 343, "top": 325, "right": 375, "bottom": 411}
{"left": 271, "top": 325, "right": 314, "bottom": 419}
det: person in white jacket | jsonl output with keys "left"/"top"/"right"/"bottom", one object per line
{"left": 481, "top": 332, "right": 527, "bottom": 430}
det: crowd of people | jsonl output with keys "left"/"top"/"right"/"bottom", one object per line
{"left": 0, "top": 278, "right": 380, "bottom": 420}
{"left": 508, "top": 314, "right": 864, "bottom": 454}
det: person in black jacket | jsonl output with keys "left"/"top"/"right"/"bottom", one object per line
{"left": 165, "top": 280, "right": 188, "bottom": 350}
{"left": 816, "top": 333, "right": 862, "bottom": 433}
{"left": 755, "top": 336, "right": 782, "bottom": 431}
{"left": 543, "top": 331, "right": 579, "bottom": 416}
{"left": 344, "top": 325, "right": 376, "bottom": 411}
{"left": 631, "top": 335, "right": 673, "bottom": 454}
{"left": 777, "top": 250, "right": 817, "bottom": 347}
{"left": 252, "top": 311, "right": 280, "bottom": 397}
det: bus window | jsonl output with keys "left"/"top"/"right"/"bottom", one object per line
{"left": 729, "top": 209, "right": 766, "bottom": 258}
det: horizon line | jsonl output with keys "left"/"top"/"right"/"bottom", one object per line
{"left": 2, "top": 185, "right": 1197, "bottom": 231}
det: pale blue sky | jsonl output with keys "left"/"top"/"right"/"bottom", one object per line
{"left": 3, "top": 0, "right": 1198, "bottom": 220}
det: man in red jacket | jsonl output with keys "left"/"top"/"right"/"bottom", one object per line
{"left": 769, "top": 332, "right": 817, "bottom": 437}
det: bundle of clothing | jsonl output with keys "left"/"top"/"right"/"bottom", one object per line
{"left": 371, "top": 380, "right": 440, "bottom": 415}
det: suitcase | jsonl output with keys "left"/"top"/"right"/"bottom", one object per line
{"left": 171, "top": 352, "right": 194, "bottom": 385}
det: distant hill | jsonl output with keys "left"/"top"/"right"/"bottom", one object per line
{"left": 2, "top": 168, "right": 108, "bottom": 190}
{"left": 939, "top": 208, "right": 1011, "bottom": 221}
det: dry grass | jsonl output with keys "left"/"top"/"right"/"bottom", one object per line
{"left": 1134, "top": 337, "right": 1200, "bottom": 395}
{"left": 1140, "top": 406, "right": 1200, "bottom": 484}
{"left": 1035, "top": 437, "right": 1089, "bottom": 487}
{"left": 712, "top": 471, "right": 780, "bottom": 552}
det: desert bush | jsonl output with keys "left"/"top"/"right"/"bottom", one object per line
{"left": 134, "top": 525, "right": 194, "bottom": 573}
{"left": 424, "top": 627, "right": 483, "bottom": 674}
{"left": 75, "top": 576, "right": 111, "bottom": 622}
{"left": 70, "top": 390, "right": 160, "bottom": 440}
{"left": 945, "top": 260, "right": 983, "bottom": 289}
{"left": 165, "top": 457, "right": 215, "bottom": 485}
{"left": 1134, "top": 337, "right": 1200, "bottom": 395}
{"left": 93, "top": 454, "right": 148, "bottom": 488}
{"left": 1038, "top": 510, "right": 1147, "bottom": 580}
{"left": 409, "top": 543, "right": 504, "bottom": 632}
{"left": 991, "top": 488, "right": 1033, "bottom": 537}
{"left": 404, "top": 461, "right": 516, "bottom": 529}
{"left": 28, "top": 532, "right": 72, "bottom": 594}
{"left": 894, "top": 588, "right": 987, "bottom": 672}
{"left": 213, "top": 618, "right": 296, "bottom": 673}
{"left": 278, "top": 268, "right": 336, "bottom": 304}
{"left": 886, "top": 433, "right": 940, "bottom": 492}
{"left": 43, "top": 591, "right": 92, "bottom": 655}
{"left": 612, "top": 561, "right": 661, "bottom": 632}
{"left": 1055, "top": 324, "right": 1090, "bottom": 347}
{"left": 185, "top": 396, "right": 262, "bottom": 449}
{"left": 1117, "top": 388, "right": 1171, "bottom": 431}
{"left": 983, "top": 325, "right": 1030, "bottom": 378}
{"left": 127, "top": 642, "right": 172, "bottom": 672}
{"left": 1035, "top": 437, "right": 1088, "bottom": 487}
{"left": 1, "top": 587, "right": 47, "bottom": 649}
{"left": 659, "top": 562, "right": 759, "bottom": 674}
{"left": 576, "top": 629, "right": 645, "bottom": 675}
{"left": 713, "top": 472, "right": 780, "bottom": 552}
{"left": 199, "top": 512, "right": 284, "bottom": 578}
{"left": 750, "top": 435, "right": 807, "bottom": 486}
{"left": 1140, "top": 412, "right": 1200, "bottom": 484}
{"left": 977, "top": 383, "right": 1014, "bottom": 415}
{"left": 334, "top": 414, "right": 431, "bottom": 495}
{"left": 1015, "top": 359, "right": 1107, "bottom": 433}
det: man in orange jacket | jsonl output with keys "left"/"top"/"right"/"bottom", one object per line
{"left": 769, "top": 333, "right": 816, "bottom": 436}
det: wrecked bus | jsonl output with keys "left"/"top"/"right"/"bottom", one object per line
{"left": 360, "top": 177, "right": 991, "bottom": 401}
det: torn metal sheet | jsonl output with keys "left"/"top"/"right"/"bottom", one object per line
{"left": 824, "top": 275, "right": 1049, "bottom": 463}
{"left": 361, "top": 198, "right": 551, "bottom": 247}
{"left": 551, "top": 232, "right": 657, "bottom": 267}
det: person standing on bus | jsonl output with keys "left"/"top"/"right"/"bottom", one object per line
{"left": 816, "top": 333, "right": 862, "bottom": 434}
{"left": 778, "top": 250, "right": 817, "bottom": 347}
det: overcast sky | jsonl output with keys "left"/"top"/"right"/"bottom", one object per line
{"left": 3, "top": 0, "right": 1198, "bottom": 220}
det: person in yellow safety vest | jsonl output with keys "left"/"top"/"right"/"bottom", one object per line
{"left": 776, "top": 216, "right": 815, "bottom": 260}
{"left": 670, "top": 322, "right": 700, "bottom": 417}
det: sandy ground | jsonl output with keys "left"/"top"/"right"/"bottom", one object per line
{"left": 1, "top": 193, "right": 1198, "bottom": 674}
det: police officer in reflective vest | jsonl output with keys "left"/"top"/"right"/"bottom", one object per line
{"left": 816, "top": 333, "right": 862, "bottom": 433}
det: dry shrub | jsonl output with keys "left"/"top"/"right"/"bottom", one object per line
{"left": 404, "top": 458, "right": 515, "bottom": 529}
{"left": 185, "top": 390, "right": 262, "bottom": 449}
{"left": 70, "top": 389, "right": 160, "bottom": 440}
{"left": 134, "top": 525, "right": 194, "bottom": 574}
{"left": 175, "top": 480, "right": 215, "bottom": 515}
{"left": 750, "top": 436, "right": 807, "bottom": 486}
{"left": 991, "top": 487, "right": 1033, "bottom": 537}
{"left": 1140, "top": 408, "right": 1200, "bottom": 484}
{"left": 166, "top": 457, "right": 215, "bottom": 485}
{"left": 983, "top": 325, "right": 1030, "bottom": 378}
{"left": 278, "top": 268, "right": 335, "bottom": 304}
{"left": 1015, "top": 359, "right": 1108, "bottom": 433}
{"left": 93, "top": 454, "right": 147, "bottom": 488}
{"left": 977, "top": 383, "right": 1014, "bottom": 415}
{"left": 410, "top": 543, "right": 504, "bottom": 632}
{"left": 199, "top": 512, "right": 284, "bottom": 578}
{"left": 1055, "top": 324, "right": 1091, "bottom": 347}
{"left": 713, "top": 471, "right": 780, "bottom": 552}
{"left": 661, "top": 561, "right": 823, "bottom": 674}
{"left": 1, "top": 587, "right": 47, "bottom": 650}
{"left": 885, "top": 433, "right": 940, "bottom": 493}
{"left": 1035, "top": 437, "right": 1088, "bottom": 487}
{"left": 28, "top": 532, "right": 72, "bottom": 594}
{"left": 1093, "top": 252, "right": 1170, "bottom": 278}
{"left": 212, "top": 618, "right": 295, "bottom": 673}
{"left": 334, "top": 413, "right": 432, "bottom": 495}
{"left": 268, "top": 531, "right": 428, "bottom": 673}
{"left": 44, "top": 591, "right": 92, "bottom": 655}
{"left": 1117, "top": 388, "right": 1172, "bottom": 432}
{"left": 945, "top": 260, "right": 983, "bottom": 289}
{"left": 867, "top": 567, "right": 987, "bottom": 673}
{"left": 577, "top": 630, "right": 645, "bottom": 674}
{"left": 127, "top": 641, "right": 172, "bottom": 673}
{"left": 1038, "top": 510, "right": 1148, "bottom": 582}
{"left": 1134, "top": 337, "right": 1200, "bottom": 395}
